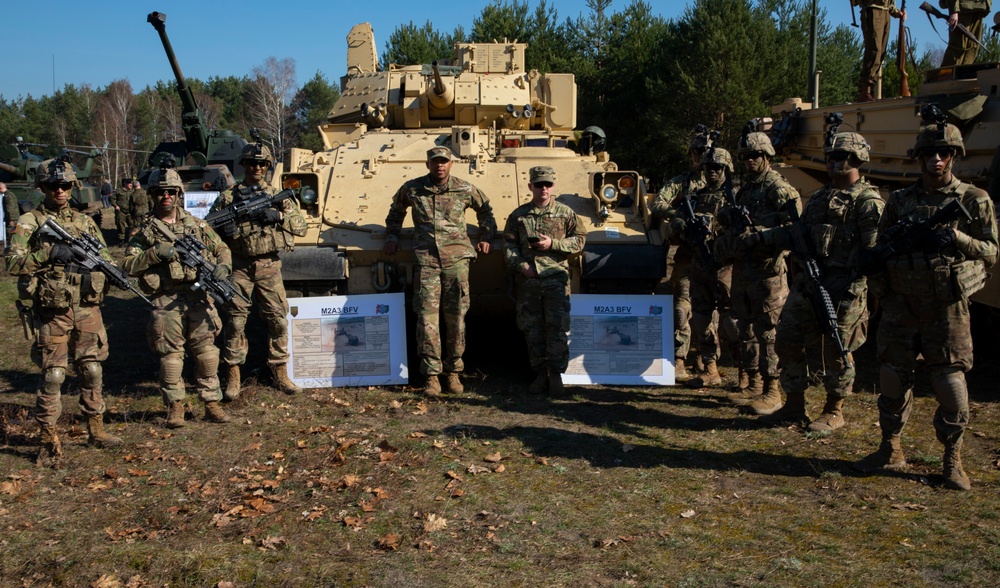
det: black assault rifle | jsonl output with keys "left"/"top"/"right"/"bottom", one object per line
{"left": 39, "top": 218, "right": 152, "bottom": 305}
{"left": 679, "top": 191, "right": 717, "bottom": 270}
{"left": 151, "top": 219, "right": 250, "bottom": 306}
{"left": 785, "top": 206, "right": 853, "bottom": 368}
{"left": 857, "top": 198, "right": 971, "bottom": 276}
{"left": 204, "top": 187, "right": 296, "bottom": 236}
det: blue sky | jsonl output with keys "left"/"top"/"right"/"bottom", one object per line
{"left": 1, "top": 0, "right": 948, "bottom": 101}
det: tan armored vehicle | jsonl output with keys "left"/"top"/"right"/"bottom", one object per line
{"left": 765, "top": 62, "right": 1000, "bottom": 307}
{"left": 278, "top": 23, "right": 665, "bottom": 312}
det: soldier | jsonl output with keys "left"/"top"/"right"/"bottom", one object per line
{"left": 854, "top": 116, "right": 997, "bottom": 490}
{"left": 854, "top": 0, "right": 906, "bottom": 102}
{"left": 210, "top": 142, "right": 307, "bottom": 399}
{"left": 656, "top": 147, "right": 739, "bottom": 389}
{"left": 715, "top": 129, "right": 801, "bottom": 413}
{"left": 503, "top": 166, "right": 586, "bottom": 395}
{"left": 2, "top": 181, "right": 18, "bottom": 241}
{"left": 750, "top": 131, "right": 883, "bottom": 432}
{"left": 112, "top": 177, "right": 134, "bottom": 241}
{"left": 382, "top": 146, "right": 497, "bottom": 396}
{"left": 5, "top": 159, "right": 122, "bottom": 467}
{"left": 650, "top": 128, "right": 709, "bottom": 381}
{"left": 941, "top": 0, "right": 992, "bottom": 66}
{"left": 130, "top": 179, "right": 152, "bottom": 233}
{"left": 122, "top": 167, "right": 232, "bottom": 428}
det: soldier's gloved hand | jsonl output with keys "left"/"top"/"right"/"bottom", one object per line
{"left": 220, "top": 223, "right": 239, "bottom": 238}
{"left": 153, "top": 243, "right": 176, "bottom": 262}
{"left": 211, "top": 264, "right": 231, "bottom": 281}
{"left": 925, "top": 227, "right": 956, "bottom": 252}
{"left": 738, "top": 232, "right": 762, "bottom": 252}
{"left": 257, "top": 208, "right": 282, "bottom": 225}
{"left": 669, "top": 217, "right": 687, "bottom": 239}
{"left": 49, "top": 243, "right": 76, "bottom": 265}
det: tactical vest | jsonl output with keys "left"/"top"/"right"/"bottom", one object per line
{"left": 24, "top": 209, "right": 108, "bottom": 308}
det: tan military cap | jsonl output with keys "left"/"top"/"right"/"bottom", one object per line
{"left": 426, "top": 146, "right": 455, "bottom": 161}
{"left": 529, "top": 166, "right": 556, "bottom": 184}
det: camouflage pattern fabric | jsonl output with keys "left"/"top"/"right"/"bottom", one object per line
{"left": 774, "top": 178, "right": 883, "bottom": 398}
{"left": 113, "top": 189, "right": 133, "bottom": 236}
{"left": 122, "top": 208, "right": 232, "bottom": 404}
{"left": 503, "top": 200, "right": 586, "bottom": 372}
{"left": 130, "top": 188, "right": 152, "bottom": 227}
{"left": 384, "top": 175, "right": 496, "bottom": 269}
{"left": 210, "top": 182, "right": 307, "bottom": 259}
{"left": 414, "top": 261, "right": 470, "bottom": 376}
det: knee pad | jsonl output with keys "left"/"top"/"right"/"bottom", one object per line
{"left": 194, "top": 347, "right": 220, "bottom": 379}
{"left": 78, "top": 361, "right": 103, "bottom": 389}
{"left": 44, "top": 366, "right": 67, "bottom": 386}
{"left": 931, "top": 367, "right": 968, "bottom": 414}
{"left": 878, "top": 363, "right": 911, "bottom": 401}
{"left": 160, "top": 353, "right": 184, "bottom": 387}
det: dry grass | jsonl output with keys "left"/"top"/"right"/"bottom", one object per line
{"left": 2, "top": 241, "right": 1000, "bottom": 587}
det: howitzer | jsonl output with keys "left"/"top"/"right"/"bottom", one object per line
{"left": 38, "top": 218, "right": 153, "bottom": 305}
{"left": 151, "top": 218, "right": 250, "bottom": 306}
{"left": 919, "top": 2, "right": 985, "bottom": 49}
{"left": 785, "top": 206, "right": 853, "bottom": 369}
{"left": 204, "top": 188, "right": 296, "bottom": 235}
{"left": 857, "top": 198, "right": 971, "bottom": 276}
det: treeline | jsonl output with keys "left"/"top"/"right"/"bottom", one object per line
{"left": 3, "top": 0, "right": 997, "bottom": 185}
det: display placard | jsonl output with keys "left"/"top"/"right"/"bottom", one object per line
{"left": 184, "top": 191, "right": 219, "bottom": 220}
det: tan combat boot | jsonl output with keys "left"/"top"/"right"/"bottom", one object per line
{"left": 727, "top": 371, "right": 762, "bottom": 405}
{"left": 424, "top": 375, "right": 442, "bottom": 397}
{"left": 548, "top": 371, "right": 566, "bottom": 396}
{"left": 686, "top": 361, "right": 722, "bottom": 388}
{"left": 942, "top": 440, "right": 971, "bottom": 491}
{"left": 204, "top": 401, "right": 232, "bottom": 424}
{"left": 528, "top": 370, "right": 548, "bottom": 395}
{"left": 272, "top": 363, "right": 302, "bottom": 395}
{"left": 674, "top": 358, "right": 688, "bottom": 382}
{"left": 692, "top": 355, "right": 706, "bottom": 374}
{"left": 36, "top": 425, "right": 62, "bottom": 468}
{"left": 807, "top": 398, "right": 846, "bottom": 433}
{"left": 853, "top": 435, "right": 907, "bottom": 472}
{"left": 165, "top": 401, "right": 187, "bottom": 429}
{"left": 223, "top": 364, "right": 241, "bottom": 402}
{"left": 759, "top": 391, "right": 809, "bottom": 426}
{"left": 443, "top": 373, "right": 463, "bottom": 394}
{"left": 87, "top": 415, "right": 123, "bottom": 448}
{"left": 749, "top": 378, "right": 782, "bottom": 415}
{"left": 727, "top": 368, "right": 749, "bottom": 391}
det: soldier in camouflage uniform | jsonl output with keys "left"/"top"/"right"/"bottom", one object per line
{"left": 6, "top": 159, "right": 122, "bottom": 467}
{"left": 129, "top": 180, "right": 152, "bottom": 233}
{"left": 383, "top": 146, "right": 497, "bottom": 396}
{"left": 854, "top": 0, "right": 906, "bottom": 102}
{"left": 715, "top": 130, "right": 801, "bottom": 412}
{"left": 112, "top": 178, "right": 134, "bottom": 241}
{"left": 210, "top": 143, "right": 307, "bottom": 399}
{"left": 854, "top": 117, "right": 997, "bottom": 491}
{"left": 123, "top": 168, "right": 232, "bottom": 428}
{"left": 941, "top": 0, "right": 992, "bottom": 66}
{"left": 654, "top": 147, "right": 739, "bottom": 389}
{"left": 751, "top": 132, "right": 883, "bottom": 432}
{"left": 503, "top": 166, "right": 586, "bottom": 396}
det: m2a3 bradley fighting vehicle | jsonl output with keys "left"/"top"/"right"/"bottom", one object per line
{"left": 0, "top": 138, "right": 104, "bottom": 212}
{"left": 276, "top": 23, "right": 666, "bottom": 312}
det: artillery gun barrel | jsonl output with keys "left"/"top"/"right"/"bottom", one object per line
{"left": 427, "top": 61, "right": 455, "bottom": 110}
{"left": 0, "top": 161, "right": 20, "bottom": 174}
{"left": 431, "top": 61, "right": 446, "bottom": 96}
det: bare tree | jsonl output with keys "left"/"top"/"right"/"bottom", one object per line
{"left": 93, "top": 80, "right": 140, "bottom": 184}
{"left": 244, "top": 57, "right": 297, "bottom": 161}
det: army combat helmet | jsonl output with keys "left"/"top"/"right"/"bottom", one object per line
{"left": 35, "top": 158, "right": 79, "bottom": 187}
{"left": 240, "top": 128, "right": 274, "bottom": 166}
{"left": 703, "top": 147, "right": 734, "bottom": 174}
{"left": 825, "top": 132, "right": 870, "bottom": 162}
{"left": 147, "top": 166, "right": 185, "bottom": 195}
{"left": 909, "top": 104, "right": 965, "bottom": 158}
{"left": 737, "top": 122, "right": 776, "bottom": 157}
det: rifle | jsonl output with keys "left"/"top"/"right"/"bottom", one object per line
{"left": 919, "top": 1, "right": 985, "bottom": 50}
{"left": 38, "top": 218, "right": 153, "bottom": 305}
{"left": 785, "top": 205, "right": 853, "bottom": 369}
{"left": 204, "top": 187, "right": 296, "bottom": 236}
{"left": 898, "top": 0, "right": 910, "bottom": 97}
{"left": 151, "top": 218, "right": 250, "bottom": 306}
{"left": 678, "top": 188, "right": 718, "bottom": 270}
{"left": 857, "top": 198, "right": 972, "bottom": 276}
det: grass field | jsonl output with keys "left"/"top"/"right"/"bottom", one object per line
{"left": 2, "top": 235, "right": 999, "bottom": 587}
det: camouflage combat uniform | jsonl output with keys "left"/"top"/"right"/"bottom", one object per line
{"left": 112, "top": 186, "right": 133, "bottom": 239}
{"left": 941, "top": 0, "right": 992, "bottom": 66}
{"left": 503, "top": 194, "right": 586, "bottom": 376}
{"left": 855, "top": 0, "right": 903, "bottom": 98}
{"left": 122, "top": 208, "right": 231, "bottom": 408}
{"left": 210, "top": 182, "right": 307, "bottom": 368}
{"left": 130, "top": 187, "right": 152, "bottom": 229}
{"left": 385, "top": 174, "right": 496, "bottom": 378}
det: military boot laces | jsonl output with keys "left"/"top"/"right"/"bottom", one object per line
{"left": 444, "top": 373, "right": 464, "bottom": 394}
{"left": 87, "top": 415, "right": 123, "bottom": 448}
{"left": 807, "top": 398, "right": 846, "bottom": 433}
{"left": 35, "top": 426, "right": 62, "bottom": 468}
{"left": 424, "top": 375, "right": 442, "bottom": 397}
{"left": 272, "top": 363, "right": 302, "bottom": 395}
{"left": 759, "top": 392, "right": 809, "bottom": 426}
{"left": 943, "top": 443, "right": 971, "bottom": 491}
{"left": 686, "top": 361, "right": 722, "bottom": 388}
{"left": 223, "top": 364, "right": 241, "bottom": 402}
{"left": 528, "top": 370, "right": 548, "bottom": 395}
{"left": 727, "top": 371, "right": 762, "bottom": 405}
{"left": 204, "top": 401, "right": 232, "bottom": 424}
{"left": 165, "top": 401, "right": 187, "bottom": 429}
{"left": 748, "top": 378, "right": 783, "bottom": 415}
{"left": 852, "top": 436, "right": 907, "bottom": 473}
{"left": 548, "top": 371, "right": 566, "bottom": 396}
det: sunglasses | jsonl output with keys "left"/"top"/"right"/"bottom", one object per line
{"left": 532, "top": 182, "right": 553, "bottom": 189}
{"left": 246, "top": 161, "right": 270, "bottom": 168}
{"left": 742, "top": 152, "right": 764, "bottom": 160}
{"left": 922, "top": 147, "right": 955, "bottom": 159}
{"left": 44, "top": 182, "right": 74, "bottom": 191}
{"left": 156, "top": 189, "right": 179, "bottom": 196}
{"left": 826, "top": 152, "right": 851, "bottom": 162}
{"left": 705, "top": 164, "right": 727, "bottom": 172}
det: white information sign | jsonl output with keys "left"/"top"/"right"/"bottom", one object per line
{"left": 184, "top": 191, "right": 219, "bottom": 220}
{"left": 285, "top": 293, "right": 409, "bottom": 389}
{"left": 563, "top": 294, "right": 675, "bottom": 386}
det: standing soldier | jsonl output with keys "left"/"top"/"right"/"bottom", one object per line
{"left": 130, "top": 179, "right": 152, "bottom": 233}
{"left": 503, "top": 166, "right": 586, "bottom": 395}
{"left": 6, "top": 159, "right": 122, "bottom": 467}
{"left": 716, "top": 127, "right": 801, "bottom": 412}
{"left": 210, "top": 142, "right": 307, "bottom": 399}
{"left": 2, "top": 181, "right": 19, "bottom": 242}
{"left": 941, "top": 0, "right": 992, "bottom": 66}
{"left": 854, "top": 111, "right": 997, "bottom": 490}
{"left": 854, "top": 0, "right": 906, "bottom": 102}
{"left": 382, "top": 146, "right": 497, "bottom": 396}
{"left": 113, "top": 177, "right": 134, "bottom": 242}
{"left": 752, "top": 130, "right": 883, "bottom": 432}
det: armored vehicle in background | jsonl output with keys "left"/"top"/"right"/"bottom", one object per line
{"left": 276, "top": 23, "right": 665, "bottom": 313}
{"left": 763, "top": 61, "right": 1000, "bottom": 307}
{"left": 0, "top": 139, "right": 104, "bottom": 212}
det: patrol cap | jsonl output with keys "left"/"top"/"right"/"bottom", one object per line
{"left": 529, "top": 166, "right": 557, "bottom": 184}
{"left": 426, "top": 146, "right": 455, "bottom": 161}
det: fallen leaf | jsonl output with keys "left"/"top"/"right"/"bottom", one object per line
{"left": 216, "top": 583, "right": 236, "bottom": 588}
{"left": 483, "top": 452, "right": 502, "bottom": 463}
{"left": 493, "top": 464, "right": 506, "bottom": 473}
{"left": 0, "top": 480, "right": 21, "bottom": 495}
{"left": 343, "top": 516, "right": 363, "bottom": 528}
{"left": 446, "top": 471, "right": 464, "bottom": 481}
{"left": 432, "top": 440, "right": 446, "bottom": 449}
{"left": 891, "top": 503, "right": 928, "bottom": 511}
{"left": 535, "top": 457, "right": 549, "bottom": 466}
{"left": 409, "top": 431, "right": 427, "bottom": 438}
{"left": 371, "top": 487, "right": 390, "bottom": 499}
{"left": 423, "top": 513, "right": 448, "bottom": 532}
{"left": 242, "top": 442, "right": 262, "bottom": 452}
{"left": 126, "top": 468, "right": 149, "bottom": 477}
{"left": 467, "top": 465, "right": 489, "bottom": 475}
{"left": 359, "top": 500, "right": 377, "bottom": 512}
{"left": 389, "top": 400, "right": 403, "bottom": 409}
{"left": 378, "top": 533, "right": 400, "bottom": 550}
{"left": 259, "top": 535, "right": 286, "bottom": 550}
{"left": 680, "top": 509, "right": 696, "bottom": 518}
{"left": 339, "top": 475, "right": 360, "bottom": 489}
{"left": 412, "top": 402, "right": 428, "bottom": 415}
{"left": 91, "top": 574, "right": 123, "bottom": 588}
{"left": 450, "top": 488, "right": 465, "bottom": 498}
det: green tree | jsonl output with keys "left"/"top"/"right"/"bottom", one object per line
{"left": 471, "top": 0, "right": 532, "bottom": 43}
{"left": 289, "top": 72, "right": 341, "bottom": 153}
{"left": 380, "top": 21, "right": 462, "bottom": 66}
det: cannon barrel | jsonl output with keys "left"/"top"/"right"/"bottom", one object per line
{"left": 147, "top": 11, "right": 209, "bottom": 162}
{"left": 0, "top": 161, "right": 20, "bottom": 175}
{"left": 427, "top": 61, "right": 455, "bottom": 110}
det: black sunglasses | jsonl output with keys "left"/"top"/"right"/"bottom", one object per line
{"left": 922, "top": 147, "right": 955, "bottom": 159}
{"left": 826, "top": 152, "right": 851, "bottom": 162}
{"left": 533, "top": 182, "right": 553, "bottom": 189}
{"left": 44, "top": 181, "right": 74, "bottom": 191}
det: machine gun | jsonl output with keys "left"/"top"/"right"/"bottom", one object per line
{"left": 785, "top": 205, "right": 853, "bottom": 369}
{"left": 203, "top": 188, "right": 296, "bottom": 236}
{"left": 39, "top": 218, "right": 152, "bottom": 305}
{"left": 857, "top": 198, "right": 972, "bottom": 276}
{"left": 150, "top": 219, "right": 249, "bottom": 306}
